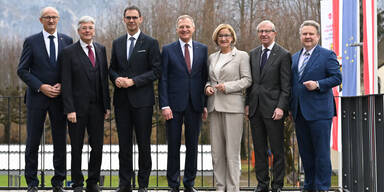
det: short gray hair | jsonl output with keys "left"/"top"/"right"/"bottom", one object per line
{"left": 256, "top": 20, "right": 276, "bottom": 32}
{"left": 77, "top": 16, "right": 95, "bottom": 30}
{"left": 299, "top": 20, "right": 320, "bottom": 35}
{"left": 176, "top": 15, "right": 195, "bottom": 29}
{"left": 40, "top": 7, "right": 59, "bottom": 18}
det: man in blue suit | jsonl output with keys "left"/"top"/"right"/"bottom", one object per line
{"left": 158, "top": 15, "right": 208, "bottom": 192}
{"left": 17, "top": 6, "right": 73, "bottom": 192}
{"left": 290, "top": 20, "right": 342, "bottom": 192}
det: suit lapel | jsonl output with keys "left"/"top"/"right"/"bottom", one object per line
{"left": 75, "top": 41, "right": 92, "bottom": 81}
{"left": 94, "top": 43, "right": 105, "bottom": 80}
{"left": 57, "top": 33, "right": 64, "bottom": 52}
{"left": 38, "top": 32, "right": 51, "bottom": 67}
{"left": 252, "top": 47, "right": 262, "bottom": 81}
{"left": 191, "top": 41, "right": 198, "bottom": 74}
{"left": 209, "top": 51, "right": 221, "bottom": 81}
{"left": 128, "top": 33, "right": 144, "bottom": 63}
{"left": 301, "top": 45, "right": 320, "bottom": 80}
{"left": 174, "top": 41, "right": 189, "bottom": 74}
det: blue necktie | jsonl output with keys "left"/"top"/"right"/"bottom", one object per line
{"left": 299, "top": 51, "right": 310, "bottom": 77}
{"left": 260, "top": 48, "right": 269, "bottom": 70}
{"left": 128, "top": 36, "right": 135, "bottom": 60}
{"left": 48, "top": 35, "right": 56, "bottom": 67}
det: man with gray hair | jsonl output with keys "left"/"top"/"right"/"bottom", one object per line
{"left": 159, "top": 15, "right": 208, "bottom": 192}
{"left": 60, "top": 16, "right": 110, "bottom": 192}
{"left": 245, "top": 20, "right": 291, "bottom": 192}
{"left": 17, "top": 6, "right": 72, "bottom": 192}
{"left": 290, "top": 20, "right": 341, "bottom": 192}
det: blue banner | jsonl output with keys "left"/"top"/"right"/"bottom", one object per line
{"left": 342, "top": 0, "right": 359, "bottom": 96}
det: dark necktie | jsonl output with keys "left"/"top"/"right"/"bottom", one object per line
{"left": 48, "top": 35, "right": 56, "bottom": 67}
{"left": 299, "top": 51, "right": 310, "bottom": 77}
{"left": 260, "top": 48, "right": 269, "bottom": 70}
{"left": 128, "top": 36, "right": 135, "bottom": 60}
{"left": 87, "top": 45, "right": 95, "bottom": 68}
{"left": 185, "top": 44, "right": 191, "bottom": 73}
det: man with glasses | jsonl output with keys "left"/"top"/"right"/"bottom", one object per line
{"left": 109, "top": 5, "right": 161, "bottom": 192}
{"left": 60, "top": 16, "right": 110, "bottom": 192}
{"left": 245, "top": 20, "right": 291, "bottom": 192}
{"left": 17, "top": 6, "right": 72, "bottom": 192}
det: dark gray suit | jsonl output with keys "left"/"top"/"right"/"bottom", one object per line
{"left": 246, "top": 43, "right": 291, "bottom": 190}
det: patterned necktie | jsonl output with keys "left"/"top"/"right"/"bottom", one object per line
{"left": 48, "top": 35, "right": 56, "bottom": 67}
{"left": 87, "top": 45, "right": 95, "bottom": 68}
{"left": 299, "top": 51, "right": 310, "bottom": 77}
{"left": 185, "top": 44, "right": 191, "bottom": 73}
{"left": 128, "top": 36, "right": 135, "bottom": 60}
{"left": 260, "top": 48, "right": 269, "bottom": 70}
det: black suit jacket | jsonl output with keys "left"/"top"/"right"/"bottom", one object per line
{"left": 17, "top": 32, "right": 73, "bottom": 109}
{"left": 109, "top": 32, "right": 161, "bottom": 108}
{"left": 246, "top": 43, "right": 292, "bottom": 118}
{"left": 60, "top": 41, "right": 110, "bottom": 116}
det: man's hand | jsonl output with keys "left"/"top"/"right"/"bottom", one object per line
{"left": 104, "top": 109, "right": 111, "bottom": 120}
{"left": 162, "top": 108, "right": 173, "bottom": 120}
{"left": 303, "top": 80, "right": 318, "bottom": 91}
{"left": 205, "top": 86, "right": 215, "bottom": 96}
{"left": 272, "top": 107, "right": 284, "bottom": 120}
{"left": 244, "top": 105, "right": 249, "bottom": 120}
{"left": 115, "top": 77, "right": 125, "bottom": 88}
{"left": 40, "top": 84, "right": 60, "bottom": 98}
{"left": 67, "top": 112, "right": 77, "bottom": 123}
{"left": 202, "top": 107, "right": 208, "bottom": 120}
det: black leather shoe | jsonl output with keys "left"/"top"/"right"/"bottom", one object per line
{"left": 138, "top": 187, "right": 148, "bottom": 192}
{"left": 169, "top": 187, "right": 179, "bottom": 192}
{"left": 73, "top": 186, "right": 83, "bottom": 192}
{"left": 115, "top": 186, "right": 132, "bottom": 192}
{"left": 317, "top": 191, "right": 328, "bottom": 192}
{"left": 272, "top": 188, "right": 282, "bottom": 192}
{"left": 184, "top": 187, "right": 197, "bottom": 192}
{"left": 86, "top": 184, "right": 100, "bottom": 192}
{"left": 302, "top": 190, "right": 315, "bottom": 192}
{"left": 254, "top": 185, "right": 268, "bottom": 192}
{"left": 27, "top": 186, "right": 38, "bottom": 192}
{"left": 53, "top": 186, "right": 65, "bottom": 192}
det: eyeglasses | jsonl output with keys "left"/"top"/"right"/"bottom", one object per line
{"left": 257, "top": 30, "right": 275, "bottom": 34}
{"left": 125, "top": 16, "right": 139, "bottom": 20}
{"left": 218, "top": 34, "right": 232, "bottom": 38}
{"left": 80, "top": 26, "right": 94, "bottom": 30}
{"left": 41, "top": 16, "right": 59, "bottom": 20}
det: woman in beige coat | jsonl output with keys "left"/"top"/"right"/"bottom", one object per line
{"left": 205, "top": 24, "right": 252, "bottom": 192}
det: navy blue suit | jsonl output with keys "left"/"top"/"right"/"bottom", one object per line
{"left": 17, "top": 31, "right": 73, "bottom": 187}
{"left": 290, "top": 45, "right": 341, "bottom": 191}
{"left": 159, "top": 40, "right": 208, "bottom": 188}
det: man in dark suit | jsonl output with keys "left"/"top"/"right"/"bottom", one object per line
{"left": 17, "top": 6, "right": 72, "bottom": 192}
{"left": 158, "top": 15, "right": 208, "bottom": 192}
{"left": 245, "top": 20, "right": 291, "bottom": 192}
{"left": 290, "top": 20, "right": 342, "bottom": 192}
{"left": 60, "top": 16, "right": 110, "bottom": 192}
{"left": 109, "top": 6, "right": 161, "bottom": 192}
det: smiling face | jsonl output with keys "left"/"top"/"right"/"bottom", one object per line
{"left": 177, "top": 18, "right": 195, "bottom": 43}
{"left": 217, "top": 28, "right": 233, "bottom": 51}
{"left": 124, "top": 9, "right": 142, "bottom": 35}
{"left": 300, "top": 25, "right": 320, "bottom": 50}
{"left": 39, "top": 8, "right": 59, "bottom": 34}
{"left": 78, "top": 22, "right": 95, "bottom": 44}
{"left": 257, "top": 22, "right": 276, "bottom": 47}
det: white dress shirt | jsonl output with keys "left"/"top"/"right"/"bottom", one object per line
{"left": 42, "top": 30, "right": 58, "bottom": 60}
{"left": 79, "top": 39, "right": 96, "bottom": 61}
{"left": 179, "top": 39, "right": 193, "bottom": 69}
{"left": 127, "top": 29, "right": 141, "bottom": 60}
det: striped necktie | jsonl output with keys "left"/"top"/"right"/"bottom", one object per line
{"left": 298, "top": 51, "right": 310, "bottom": 77}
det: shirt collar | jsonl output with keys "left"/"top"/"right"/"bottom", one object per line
{"left": 302, "top": 45, "right": 317, "bottom": 56}
{"left": 262, "top": 41, "right": 275, "bottom": 52}
{"left": 127, "top": 29, "right": 141, "bottom": 40}
{"left": 42, "top": 30, "right": 58, "bottom": 39}
{"left": 80, "top": 39, "right": 93, "bottom": 48}
{"left": 179, "top": 38, "right": 193, "bottom": 48}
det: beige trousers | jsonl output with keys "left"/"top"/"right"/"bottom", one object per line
{"left": 209, "top": 111, "right": 244, "bottom": 192}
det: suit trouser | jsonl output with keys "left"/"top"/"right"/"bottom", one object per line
{"left": 209, "top": 111, "right": 243, "bottom": 192}
{"left": 166, "top": 101, "right": 201, "bottom": 188}
{"left": 250, "top": 109, "right": 285, "bottom": 190}
{"left": 294, "top": 109, "right": 332, "bottom": 191}
{"left": 25, "top": 99, "right": 67, "bottom": 187}
{"left": 68, "top": 103, "right": 104, "bottom": 188}
{"left": 114, "top": 101, "right": 153, "bottom": 188}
